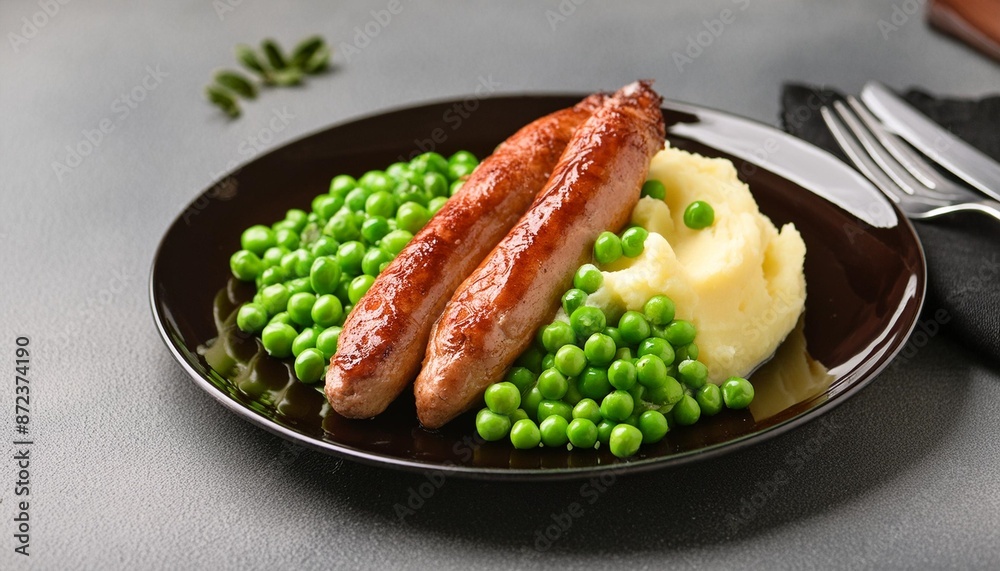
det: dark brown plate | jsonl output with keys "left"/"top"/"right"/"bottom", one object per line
{"left": 150, "top": 95, "right": 925, "bottom": 480}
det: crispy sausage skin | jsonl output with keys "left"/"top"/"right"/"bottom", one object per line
{"left": 326, "top": 95, "right": 606, "bottom": 418}
{"left": 414, "top": 81, "right": 665, "bottom": 429}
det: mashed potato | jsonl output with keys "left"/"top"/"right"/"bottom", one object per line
{"left": 587, "top": 145, "right": 806, "bottom": 383}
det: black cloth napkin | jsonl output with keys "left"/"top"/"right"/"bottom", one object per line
{"left": 780, "top": 85, "right": 1000, "bottom": 363}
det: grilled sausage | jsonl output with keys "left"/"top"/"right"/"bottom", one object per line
{"left": 326, "top": 94, "right": 606, "bottom": 418}
{"left": 414, "top": 81, "right": 665, "bottom": 429}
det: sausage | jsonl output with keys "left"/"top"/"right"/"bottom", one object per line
{"left": 414, "top": 81, "right": 665, "bottom": 429}
{"left": 326, "top": 94, "right": 607, "bottom": 419}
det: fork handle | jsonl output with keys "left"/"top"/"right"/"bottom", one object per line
{"left": 926, "top": 199, "right": 1000, "bottom": 224}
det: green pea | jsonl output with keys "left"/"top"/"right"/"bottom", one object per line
{"left": 696, "top": 384, "right": 723, "bottom": 416}
{"left": 563, "top": 378, "right": 584, "bottom": 406}
{"left": 604, "top": 327, "right": 625, "bottom": 349}
{"left": 609, "top": 424, "right": 643, "bottom": 458}
{"left": 482, "top": 382, "right": 520, "bottom": 415}
{"left": 336, "top": 241, "right": 366, "bottom": 275}
{"left": 505, "top": 367, "right": 537, "bottom": 394}
{"left": 676, "top": 342, "right": 699, "bottom": 362}
{"left": 428, "top": 196, "right": 448, "bottom": 215}
{"left": 600, "top": 390, "right": 634, "bottom": 422}
{"left": 641, "top": 179, "right": 666, "bottom": 200}
{"left": 508, "top": 409, "right": 529, "bottom": 423}
{"left": 236, "top": 303, "right": 268, "bottom": 334}
{"left": 284, "top": 209, "right": 308, "bottom": 231}
{"left": 615, "top": 347, "right": 633, "bottom": 362}
{"left": 241, "top": 225, "right": 276, "bottom": 255}
{"left": 286, "top": 292, "right": 316, "bottom": 327}
{"left": 380, "top": 229, "right": 413, "bottom": 256}
{"left": 567, "top": 418, "right": 598, "bottom": 449}
{"left": 279, "top": 251, "right": 297, "bottom": 276}
{"left": 274, "top": 227, "right": 300, "bottom": 250}
{"left": 260, "top": 266, "right": 287, "bottom": 286}
{"left": 329, "top": 174, "right": 357, "bottom": 197}
{"left": 476, "top": 408, "right": 512, "bottom": 442}
{"left": 311, "top": 294, "right": 344, "bottom": 327}
{"left": 309, "top": 256, "right": 341, "bottom": 295}
{"left": 635, "top": 354, "right": 668, "bottom": 389}
{"left": 323, "top": 211, "right": 360, "bottom": 242}
{"left": 638, "top": 410, "right": 669, "bottom": 443}
{"left": 348, "top": 275, "right": 375, "bottom": 304}
{"left": 583, "top": 332, "right": 616, "bottom": 366}
{"left": 422, "top": 171, "right": 449, "bottom": 198}
{"left": 261, "top": 322, "right": 297, "bottom": 358}
{"left": 607, "top": 359, "right": 637, "bottom": 390}
{"left": 272, "top": 219, "right": 298, "bottom": 233}
{"left": 539, "top": 415, "right": 569, "bottom": 447}
{"left": 522, "top": 387, "right": 543, "bottom": 421}
{"left": 292, "top": 249, "right": 316, "bottom": 278}
{"left": 293, "top": 348, "right": 326, "bottom": 383}
{"left": 597, "top": 420, "right": 617, "bottom": 445}
{"left": 620, "top": 227, "right": 648, "bottom": 258}
{"left": 514, "top": 347, "right": 545, "bottom": 375}
{"left": 260, "top": 284, "right": 291, "bottom": 316}
{"left": 541, "top": 321, "right": 576, "bottom": 354}
{"left": 554, "top": 345, "right": 587, "bottom": 377}
{"left": 291, "top": 327, "right": 320, "bottom": 357}
{"left": 262, "top": 246, "right": 288, "bottom": 267}
{"left": 510, "top": 418, "right": 541, "bottom": 449}
{"left": 628, "top": 383, "right": 646, "bottom": 405}
{"left": 643, "top": 295, "right": 676, "bottom": 326}
{"left": 449, "top": 180, "right": 465, "bottom": 196}
{"left": 593, "top": 231, "right": 623, "bottom": 265}
{"left": 561, "top": 289, "right": 588, "bottom": 316}
{"left": 396, "top": 202, "right": 431, "bottom": 234}
{"left": 677, "top": 359, "right": 708, "bottom": 390}
{"left": 361, "top": 248, "right": 392, "bottom": 277}
{"left": 363, "top": 191, "right": 396, "bottom": 218}
{"left": 722, "top": 377, "right": 754, "bottom": 409}
{"left": 537, "top": 400, "right": 573, "bottom": 423}
{"left": 683, "top": 200, "right": 715, "bottom": 229}
{"left": 334, "top": 275, "right": 352, "bottom": 301}
{"left": 286, "top": 277, "right": 313, "bottom": 295}
{"left": 673, "top": 394, "right": 702, "bottom": 425}
{"left": 385, "top": 162, "right": 410, "bottom": 181}
{"left": 361, "top": 216, "right": 392, "bottom": 244}
{"left": 647, "top": 376, "right": 682, "bottom": 405}
{"left": 448, "top": 150, "right": 478, "bottom": 167}
{"left": 358, "top": 170, "right": 393, "bottom": 194}
{"left": 315, "top": 326, "right": 341, "bottom": 360}
{"left": 665, "top": 320, "right": 697, "bottom": 346}
{"left": 578, "top": 367, "right": 612, "bottom": 401}
{"left": 572, "top": 398, "right": 602, "bottom": 424}
{"left": 618, "top": 311, "right": 651, "bottom": 345}
{"left": 541, "top": 353, "right": 556, "bottom": 371}
{"left": 573, "top": 264, "right": 603, "bottom": 294}
{"left": 638, "top": 337, "right": 675, "bottom": 366}
{"left": 268, "top": 311, "right": 292, "bottom": 326}
{"left": 230, "top": 250, "right": 263, "bottom": 281}
{"left": 570, "top": 306, "right": 607, "bottom": 340}
{"left": 447, "top": 162, "right": 475, "bottom": 181}
{"left": 537, "top": 368, "right": 568, "bottom": 400}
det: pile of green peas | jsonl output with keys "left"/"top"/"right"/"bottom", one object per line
{"left": 474, "top": 182, "right": 751, "bottom": 459}
{"left": 229, "top": 150, "right": 480, "bottom": 383}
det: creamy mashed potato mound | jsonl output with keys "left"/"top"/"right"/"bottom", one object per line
{"left": 588, "top": 145, "right": 806, "bottom": 383}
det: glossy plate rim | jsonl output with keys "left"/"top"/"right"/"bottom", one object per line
{"left": 150, "top": 93, "right": 927, "bottom": 481}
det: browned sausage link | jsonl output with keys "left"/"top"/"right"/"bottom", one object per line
{"left": 326, "top": 94, "right": 606, "bottom": 418}
{"left": 414, "top": 81, "right": 665, "bottom": 429}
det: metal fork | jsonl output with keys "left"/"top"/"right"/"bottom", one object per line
{"left": 821, "top": 97, "right": 1000, "bottom": 223}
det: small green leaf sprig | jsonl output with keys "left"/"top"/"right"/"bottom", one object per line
{"left": 206, "top": 35, "right": 331, "bottom": 118}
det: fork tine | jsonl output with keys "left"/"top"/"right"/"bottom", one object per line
{"left": 820, "top": 106, "right": 904, "bottom": 204}
{"left": 846, "top": 96, "right": 965, "bottom": 199}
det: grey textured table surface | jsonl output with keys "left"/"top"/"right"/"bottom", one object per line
{"left": 2, "top": 1, "right": 999, "bottom": 569}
